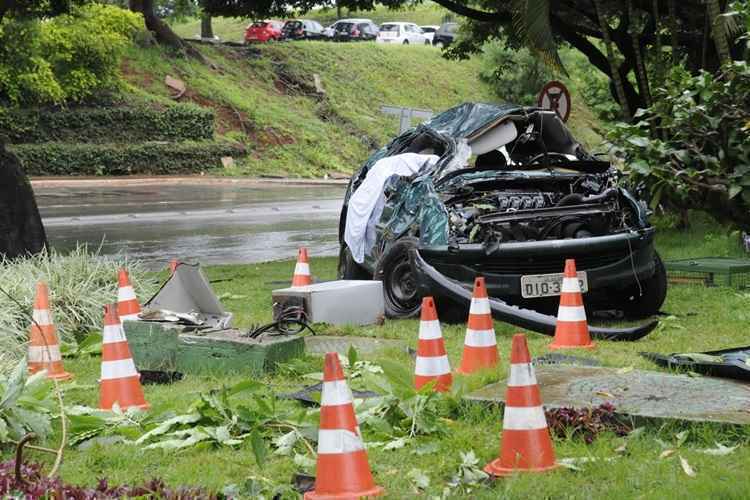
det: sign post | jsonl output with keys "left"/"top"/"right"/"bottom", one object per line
{"left": 380, "top": 106, "right": 434, "bottom": 133}
{"left": 537, "top": 81, "right": 571, "bottom": 122}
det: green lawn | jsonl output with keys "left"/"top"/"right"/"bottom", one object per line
{"left": 11, "top": 217, "right": 750, "bottom": 498}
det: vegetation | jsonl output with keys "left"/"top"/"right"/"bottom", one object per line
{"left": 0, "top": 4, "right": 141, "bottom": 105}
{"left": 0, "top": 247, "right": 157, "bottom": 365}
{"left": 2, "top": 218, "right": 747, "bottom": 497}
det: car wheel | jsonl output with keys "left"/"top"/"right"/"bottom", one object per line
{"left": 374, "top": 237, "right": 421, "bottom": 318}
{"left": 337, "top": 245, "right": 371, "bottom": 280}
{"left": 435, "top": 41, "right": 444, "bottom": 49}
{"left": 424, "top": 39, "right": 430, "bottom": 45}
{"left": 620, "top": 252, "right": 668, "bottom": 318}
{"left": 403, "top": 39, "right": 409, "bottom": 45}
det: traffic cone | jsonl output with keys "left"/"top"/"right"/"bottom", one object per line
{"left": 291, "top": 247, "right": 312, "bottom": 287}
{"left": 456, "top": 277, "right": 499, "bottom": 374}
{"left": 305, "top": 352, "right": 384, "bottom": 500}
{"left": 168, "top": 259, "right": 180, "bottom": 274}
{"left": 414, "top": 297, "right": 452, "bottom": 392}
{"left": 549, "top": 259, "right": 595, "bottom": 350}
{"left": 27, "top": 282, "right": 72, "bottom": 381}
{"left": 116, "top": 269, "right": 141, "bottom": 323}
{"left": 485, "top": 333, "right": 558, "bottom": 476}
{"left": 99, "top": 303, "right": 149, "bottom": 411}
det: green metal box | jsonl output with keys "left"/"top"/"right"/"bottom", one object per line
{"left": 124, "top": 321, "right": 305, "bottom": 376}
{"left": 665, "top": 257, "right": 750, "bottom": 288}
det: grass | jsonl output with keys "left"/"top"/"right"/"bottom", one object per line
{"left": 171, "top": 3, "right": 453, "bottom": 42}
{"left": 9, "top": 216, "right": 750, "bottom": 497}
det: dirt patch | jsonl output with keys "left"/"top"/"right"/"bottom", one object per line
{"left": 180, "top": 89, "right": 249, "bottom": 136}
{"left": 121, "top": 60, "right": 154, "bottom": 89}
{"left": 247, "top": 127, "right": 295, "bottom": 148}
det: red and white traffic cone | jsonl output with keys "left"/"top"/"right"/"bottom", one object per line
{"left": 27, "top": 282, "right": 72, "bottom": 381}
{"left": 116, "top": 269, "right": 141, "bottom": 323}
{"left": 549, "top": 259, "right": 595, "bottom": 350}
{"left": 414, "top": 297, "right": 452, "bottom": 392}
{"left": 99, "top": 304, "right": 149, "bottom": 411}
{"left": 306, "top": 352, "right": 383, "bottom": 499}
{"left": 168, "top": 259, "right": 181, "bottom": 274}
{"left": 291, "top": 247, "right": 312, "bottom": 287}
{"left": 485, "top": 333, "right": 558, "bottom": 476}
{"left": 456, "top": 277, "right": 499, "bottom": 374}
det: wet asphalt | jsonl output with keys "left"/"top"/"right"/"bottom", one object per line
{"left": 34, "top": 182, "right": 346, "bottom": 269}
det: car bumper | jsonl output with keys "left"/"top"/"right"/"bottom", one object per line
{"left": 417, "top": 228, "right": 656, "bottom": 307}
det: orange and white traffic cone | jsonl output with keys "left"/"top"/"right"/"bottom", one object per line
{"left": 116, "top": 269, "right": 141, "bottom": 323}
{"left": 485, "top": 333, "right": 558, "bottom": 476}
{"left": 414, "top": 297, "right": 452, "bottom": 392}
{"left": 291, "top": 247, "right": 312, "bottom": 287}
{"left": 456, "top": 277, "right": 499, "bottom": 374}
{"left": 549, "top": 259, "right": 595, "bottom": 350}
{"left": 168, "top": 259, "right": 180, "bottom": 274}
{"left": 99, "top": 303, "right": 149, "bottom": 411}
{"left": 27, "top": 282, "right": 72, "bottom": 381}
{"left": 305, "top": 352, "right": 384, "bottom": 500}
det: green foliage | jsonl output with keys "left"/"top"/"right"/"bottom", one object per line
{"left": 11, "top": 140, "right": 242, "bottom": 176}
{"left": 0, "top": 360, "right": 55, "bottom": 444}
{"left": 478, "top": 41, "right": 553, "bottom": 105}
{"left": 0, "top": 4, "right": 142, "bottom": 105}
{"left": 608, "top": 61, "right": 750, "bottom": 228}
{"left": 0, "top": 246, "right": 157, "bottom": 365}
{"left": 0, "top": 104, "right": 214, "bottom": 144}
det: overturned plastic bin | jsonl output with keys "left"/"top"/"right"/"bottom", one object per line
{"left": 125, "top": 262, "right": 304, "bottom": 377}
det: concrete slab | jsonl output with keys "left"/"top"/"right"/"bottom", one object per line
{"left": 466, "top": 365, "right": 750, "bottom": 425}
{"left": 304, "top": 336, "right": 406, "bottom": 357}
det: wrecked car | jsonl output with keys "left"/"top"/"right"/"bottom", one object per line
{"left": 338, "top": 103, "right": 665, "bottom": 339}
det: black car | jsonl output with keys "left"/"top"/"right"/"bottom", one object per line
{"left": 337, "top": 103, "right": 665, "bottom": 339}
{"left": 432, "top": 22, "right": 457, "bottom": 48}
{"left": 333, "top": 21, "right": 378, "bottom": 42}
{"left": 281, "top": 20, "right": 324, "bottom": 40}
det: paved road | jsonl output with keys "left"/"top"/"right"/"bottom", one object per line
{"left": 35, "top": 181, "right": 346, "bottom": 268}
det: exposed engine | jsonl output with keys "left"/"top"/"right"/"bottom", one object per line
{"left": 444, "top": 172, "right": 636, "bottom": 245}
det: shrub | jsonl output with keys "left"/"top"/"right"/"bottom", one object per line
{"left": 0, "top": 4, "right": 142, "bottom": 105}
{"left": 0, "top": 104, "right": 215, "bottom": 144}
{"left": 10, "top": 141, "right": 244, "bottom": 176}
{"left": 609, "top": 61, "right": 750, "bottom": 229}
{"left": 0, "top": 247, "right": 158, "bottom": 366}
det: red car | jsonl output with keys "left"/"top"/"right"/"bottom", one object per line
{"left": 244, "top": 20, "right": 284, "bottom": 43}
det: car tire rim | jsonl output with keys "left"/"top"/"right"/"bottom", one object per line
{"left": 384, "top": 257, "right": 419, "bottom": 314}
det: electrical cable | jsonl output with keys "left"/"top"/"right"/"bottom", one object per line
{"left": 245, "top": 304, "right": 317, "bottom": 339}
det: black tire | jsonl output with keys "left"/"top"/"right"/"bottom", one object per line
{"left": 403, "top": 39, "right": 409, "bottom": 45}
{"left": 337, "top": 245, "right": 371, "bottom": 280}
{"left": 374, "top": 237, "right": 421, "bottom": 318}
{"left": 424, "top": 39, "right": 430, "bottom": 45}
{"left": 621, "top": 252, "right": 668, "bottom": 318}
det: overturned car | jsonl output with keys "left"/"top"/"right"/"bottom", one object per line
{"left": 338, "top": 103, "right": 665, "bottom": 339}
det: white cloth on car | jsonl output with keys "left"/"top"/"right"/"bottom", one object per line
{"left": 345, "top": 153, "right": 439, "bottom": 264}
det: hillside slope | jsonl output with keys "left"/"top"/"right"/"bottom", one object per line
{"left": 121, "top": 41, "right": 495, "bottom": 177}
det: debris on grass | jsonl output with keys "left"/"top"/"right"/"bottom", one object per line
{"left": 679, "top": 455, "right": 696, "bottom": 477}
{"left": 545, "top": 403, "right": 632, "bottom": 443}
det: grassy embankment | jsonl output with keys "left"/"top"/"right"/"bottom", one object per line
{"left": 18, "top": 217, "right": 750, "bottom": 498}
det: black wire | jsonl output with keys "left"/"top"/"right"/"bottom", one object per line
{"left": 245, "top": 305, "right": 316, "bottom": 339}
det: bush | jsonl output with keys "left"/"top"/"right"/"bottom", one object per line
{"left": 11, "top": 141, "right": 244, "bottom": 176}
{"left": 0, "top": 104, "right": 215, "bottom": 144}
{"left": 478, "top": 42, "right": 553, "bottom": 105}
{"left": 609, "top": 61, "right": 750, "bottom": 229}
{"left": 0, "top": 4, "right": 142, "bottom": 105}
{"left": 0, "top": 247, "right": 158, "bottom": 367}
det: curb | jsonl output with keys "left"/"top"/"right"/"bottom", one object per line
{"left": 30, "top": 175, "right": 349, "bottom": 188}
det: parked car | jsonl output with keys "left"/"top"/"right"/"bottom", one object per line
{"left": 323, "top": 18, "right": 374, "bottom": 38}
{"left": 432, "top": 22, "right": 458, "bottom": 48}
{"left": 376, "top": 22, "right": 430, "bottom": 45}
{"left": 338, "top": 103, "right": 666, "bottom": 339}
{"left": 333, "top": 21, "right": 379, "bottom": 41}
{"left": 281, "top": 20, "right": 324, "bottom": 40}
{"left": 419, "top": 25, "right": 440, "bottom": 44}
{"left": 244, "top": 20, "right": 284, "bottom": 43}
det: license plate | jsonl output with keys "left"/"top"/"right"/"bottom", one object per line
{"left": 521, "top": 271, "right": 588, "bottom": 298}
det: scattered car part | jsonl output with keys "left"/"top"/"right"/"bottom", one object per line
{"left": 641, "top": 346, "right": 750, "bottom": 382}
{"left": 280, "top": 381, "right": 379, "bottom": 406}
{"left": 533, "top": 353, "right": 601, "bottom": 367}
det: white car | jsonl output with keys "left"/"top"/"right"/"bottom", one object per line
{"left": 419, "top": 25, "right": 440, "bottom": 44}
{"left": 323, "top": 18, "right": 374, "bottom": 38}
{"left": 376, "top": 22, "right": 430, "bottom": 45}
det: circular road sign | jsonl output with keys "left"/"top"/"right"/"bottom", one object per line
{"left": 537, "top": 81, "right": 571, "bottom": 122}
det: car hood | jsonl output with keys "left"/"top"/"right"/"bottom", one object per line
{"left": 422, "top": 102, "right": 524, "bottom": 139}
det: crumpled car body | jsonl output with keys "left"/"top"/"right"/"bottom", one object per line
{"left": 338, "top": 103, "right": 665, "bottom": 338}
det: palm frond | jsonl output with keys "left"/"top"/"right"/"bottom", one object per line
{"left": 510, "top": 0, "right": 567, "bottom": 75}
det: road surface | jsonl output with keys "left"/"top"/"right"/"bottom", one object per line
{"left": 34, "top": 181, "right": 346, "bottom": 268}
